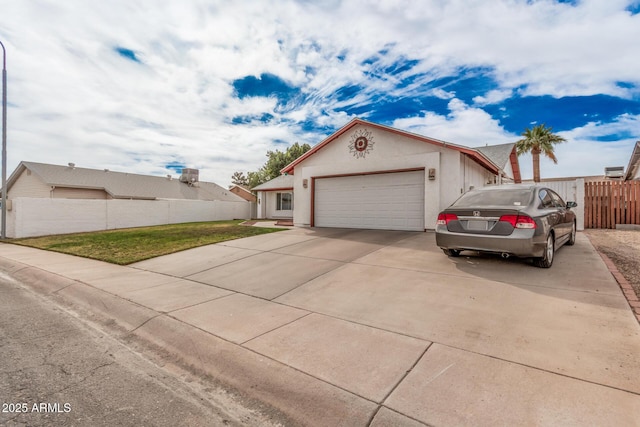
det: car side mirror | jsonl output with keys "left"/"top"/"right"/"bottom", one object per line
{"left": 566, "top": 201, "right": 578, "bottom": 208}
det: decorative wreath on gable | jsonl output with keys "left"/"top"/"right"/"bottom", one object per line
{"left": 348, "top": 129, "right": 375, "bottom": 159}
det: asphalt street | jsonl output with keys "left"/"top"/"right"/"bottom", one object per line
{"left": 0, "top": 272, "right": 273, "bottom": 427}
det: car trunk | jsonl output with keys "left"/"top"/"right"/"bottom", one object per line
{"left": 444, "top": 208, "right": 524, "bottom": 236}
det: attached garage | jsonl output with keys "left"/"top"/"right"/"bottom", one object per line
{"left": 313, "top": 170, "right": 425, "bottom": 231}
{"left": 275, "top": 118, "right": 521, "bottom": 231}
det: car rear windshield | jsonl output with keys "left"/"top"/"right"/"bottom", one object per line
{"left": 451, "top": 189, "right": 533, "bottom": 208}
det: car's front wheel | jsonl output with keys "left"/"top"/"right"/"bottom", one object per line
{"left": 566, "top": 222, "right": 576, "bottom": 246}
{"left": 443, "top": 249, "right": 461, "bottom": 257}
{"left": 533, "top": 234, "right": 554, "bottom": 268}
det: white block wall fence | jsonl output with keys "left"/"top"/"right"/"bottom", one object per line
{"left": 6, "top": 198, "right": 251, "bottom": 238}
{"left": 522, "top": 178, "right": 585, "bottom": 231}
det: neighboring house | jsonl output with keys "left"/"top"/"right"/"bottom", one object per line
{"left": 252, "top": 174, "right": 294, "bottom": 220}
{"left": 5, "top": 161, "right": 243, "bottom": 202}
{"left": 229, "top": 185, "right": 257, "bottom": 202}
{"left": 625, "top": 141, "right": 640, "bottom": 181}
{"left": 2, "top": 161, "right": 250, "bottom": 238}
{"left": 276, "top": 118, "right": 521, "bottom": 231}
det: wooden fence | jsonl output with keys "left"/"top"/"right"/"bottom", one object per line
{"left": 584, "top": 181, "right": 640, "bottom": 229}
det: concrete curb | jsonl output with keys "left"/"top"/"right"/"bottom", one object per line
{"left": 592, "top": 250, "right": 640, "bottom": 324}
{"left": 0, "top": 256, "right": 382, "bottom": 426}
{"left": 133, "top": 315, "right": 376, "bottom": 426}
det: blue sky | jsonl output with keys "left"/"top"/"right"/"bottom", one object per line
{"left": 1, "top": 0, "right": 639, "bottom": 186}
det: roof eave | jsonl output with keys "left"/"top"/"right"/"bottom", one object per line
{"left": 253, "top": 186, "right": 294, "bottom": 192}
{"left": 3, "top": 161, "right": 28, "bottom": 194}
{"left": 281, "top": 118, "right": 365, "bottom": 175}
{"left": 624, "top": 141, "right": 640, "bottom": 181}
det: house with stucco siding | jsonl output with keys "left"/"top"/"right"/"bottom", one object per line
{"left": 270, "top": 118, "right": 520, "bottom": 231}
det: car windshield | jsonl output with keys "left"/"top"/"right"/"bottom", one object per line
{"left": 451, "top": 189, "right": 533, "bottom": 208}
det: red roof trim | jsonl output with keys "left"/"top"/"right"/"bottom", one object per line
{"left": 281, "top": 118, "right": 500, "bottom": 175}
{"left": 509, "top": 147, "right": 522, "bottom": 183}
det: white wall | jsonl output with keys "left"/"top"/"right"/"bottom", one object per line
{"left": 7, "top": 198, "right": 251, "bottom": 238}
{"left": 520, "top": 178, "right": 585, "bottom": 231}
{"left": 540, "top": 179, "right": 585, "bottom": 231}
{"left": 460, "top": 154, "right": 495, "bottom": 194}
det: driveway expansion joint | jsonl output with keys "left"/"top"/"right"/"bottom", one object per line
{"left": 366, "top": 343, "right": 435, "bottom": 426}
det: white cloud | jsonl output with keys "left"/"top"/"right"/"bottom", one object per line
{"left": 473, "top": 89, "right": 512, "bottom": 106}
{"left": 431, "top": 88, "right": 456, "bottom": 100}
{"left": 392, "top": 98, "right": 517, "bottom": 146}
{"left": 1, "top": 0, "right": 638, "bottom": 187}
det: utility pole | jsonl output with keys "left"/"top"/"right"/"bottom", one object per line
{"left": 1, "top": 40, "right": 7, "bottom": 239}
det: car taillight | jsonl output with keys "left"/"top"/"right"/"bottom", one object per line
{"left": 499, "top": 214, "right": 536, "bottom": 229}
{"left": 436, "top": 213, "right": 458, "bottom": 225}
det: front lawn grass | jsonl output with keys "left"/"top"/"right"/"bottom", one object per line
{"left": 11, "top": 220, "right": 285, "bottom": 265}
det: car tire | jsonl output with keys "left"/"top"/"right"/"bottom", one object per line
{"left": 533, "top": 233, "right": 554, "bottom": 268}
{"left": 443, "top": 249, "right": 461, "bottom": 257}
{"left": 566, "top": 222, "right": 576, "bottom": 246}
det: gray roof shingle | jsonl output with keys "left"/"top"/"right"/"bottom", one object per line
{"left": 476, "top": 143, "right": 516, "bottom": 171}
{"left": 251, "top": 174, "right": 294, "bottom": 191}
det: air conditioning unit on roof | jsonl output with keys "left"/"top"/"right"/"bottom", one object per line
{"left": 604, "top": 166, "right": 624, "bottom": 178}
{"left": 180, "top": 168, "right": 199, "bottom": 183}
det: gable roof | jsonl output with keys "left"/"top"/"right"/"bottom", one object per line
{"left": 251, "top": 174, "right": 294, "bottom": 191}
{"left": 476, "top": 142, "right": 522, "bottom": 183}
{"left": 281, "top": 118, "right": 521, "bottom": 182}
{"left": 6, "top": 161, "right": 245, "bottom": 202}
{"left": 625, "top": 141, "right": 640, "bottom": 181}
{"left": 229, "top": 184, "right": 257, "bottom": 202}
{"left": 229, "top": 184, "right": 252, "bottom": 194}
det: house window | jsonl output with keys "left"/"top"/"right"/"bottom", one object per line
{"left": 276, "top": 192, "right": 292, "bottom": 210}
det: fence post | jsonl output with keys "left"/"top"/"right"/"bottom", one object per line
{"left": 596, "top": 182, "right": 602, "bottom": 229}
{"left": 631, "top": 181, "right": 640, "bottom": 225}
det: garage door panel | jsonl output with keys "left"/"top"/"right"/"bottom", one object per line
{"left": 315, "top": 171, "right": 425, "bottom": 231}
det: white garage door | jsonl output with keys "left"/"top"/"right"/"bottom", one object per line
{"left": 314, "top": 170, "right": 425, "bottom": 231}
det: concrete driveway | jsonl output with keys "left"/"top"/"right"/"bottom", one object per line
{"left": 130, "top": 228, "right": 640, "bottom": 426}
{"left": 2, "top": 228, "right": 639, "bottom": 425}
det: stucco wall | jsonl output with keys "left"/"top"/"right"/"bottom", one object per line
{"left": 53, "top": 187, "right": 109, "bottom": 199}
{"left": 460, "top": 155, "right": 496, "bottom": 194}
{"left": 7, "top": 169, "right": 51, "bottom": 199}
{"left": 291, "top": 123, "right": 495, "bottom": 229}
{"left": 256, "top": 191, "right": 294, "bottom": 219}
{"left": 7, "top": 198, "right": 251, "bottom": 238}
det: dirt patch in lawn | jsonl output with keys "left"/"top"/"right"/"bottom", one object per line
{"left": 584, "top": 229, "right": 640, "bottom": 299}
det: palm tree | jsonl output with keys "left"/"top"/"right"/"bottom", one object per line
{"left": 516, "top": 124, "right": 566, "bottom": 183}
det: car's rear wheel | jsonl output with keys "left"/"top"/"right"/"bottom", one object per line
{"left": 533, "top": 233, "right": 554, "bottom": 268}
{"left": 443, "top": 249, "right": 461, "bottom": 257}
{"left": 566, "top": 222, "right": 576, "bottom": 246}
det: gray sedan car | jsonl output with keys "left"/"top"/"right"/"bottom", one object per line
{"left": 435, "top": 185, "right": 577, "bottom": 267}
